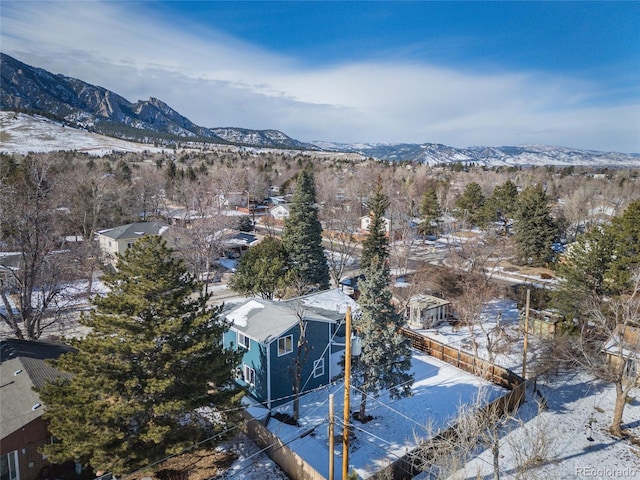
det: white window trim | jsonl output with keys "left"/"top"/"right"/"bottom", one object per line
{"left": 237, "top": 331, "right": 250, "bottom": 350}
{"left": 313, "top": 358, "right": 325, "bottom": 378}
{"left": 1, "top": 450, "right": 20, "bottom": 480}
{"left": 243, "top": 364, "right": 256, "bottom": 386}
{"left": 278, "top": 334, "right": 294, "bottom": 356}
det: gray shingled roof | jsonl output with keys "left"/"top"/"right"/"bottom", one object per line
{"left": 0, "top": 339, "right": 74, "bottom": 440}
{"left": 223, "top": 289, "right": 356, "bottom": 344}
{"left": 99, "top": 221, "right": 169, "bottom": 241}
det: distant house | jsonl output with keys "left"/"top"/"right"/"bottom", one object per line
{"left": 604, "top": 325, "right": 640, "bottom": 382}
{"left": 222, "top": 289, "right": 357, "bottom": 408}
{"left": 406, "top": 294, "right": 451, "bottom": 329}
{"left": 270, "top": 204, "right": 291, "bottom": 221}
{"left": 157, "top": 207, "right": 204, "bottom": 226}
{"left": 359, "top": 213, "right": 412, "bottom": 240}
{"left": 0, "top": 339, "right": 76, "bottom": 480}
{"left": 97, "top": 221, "right": 169, "bottom": 265}
{"left": 360, "top": 214, "right": 393, "bottom": 235}
{"left": 221, "top": 232, "right": 259, "bottom": 259}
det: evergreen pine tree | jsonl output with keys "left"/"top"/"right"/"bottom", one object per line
{"left": 454, "top": 182, "right": 485, "bottom": 227}
{"left": 608, "top": 199, "right": 640, "bottom": 292}
{"left": 484, "top": 180, "right": 518, "bottom": 233}
{"left": 553, "top": 200, "right": 640, "bottom": 319}
{"left": 418, "top": 187, "right": 441, "bottom": 237}
{"left": 360, "top": 178, "right": 390, "bottom": 272}
{"left": 281, "top": 170, "right": 330, "bottom": 290}
{"left": 353, "top": 178, "right": 413, "bottom": 420}
{"left": 552, "top": 226, "right": 616, "bottom": 320}
{"left": 39, "top": 236, "right": 241, "bottom": 475}
{"left": 513, "top": 184, "right": 556, "bottom": 265}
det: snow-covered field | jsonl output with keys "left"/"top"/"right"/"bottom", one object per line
{"left": 457, "top": 372, "right": 640, "bottom": 480}
{"left": 0, "top": 111, "right": 168, "bottom": 156}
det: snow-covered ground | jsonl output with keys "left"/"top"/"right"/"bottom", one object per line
{"left": 453, "top": 372, "right": 640, "bottom": 480}
{"left": 247, "top": 351, "right": 506, "bottom": 479}
{"left": 2, "top": 277, "right": 638, "bottom": 479}
{"left": 0, "top": 111, "right": 168, "bottom": 156}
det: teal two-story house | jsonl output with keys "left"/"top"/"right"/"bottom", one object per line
{"left": 222, "top": 289, "right": 356, "bottom": 408}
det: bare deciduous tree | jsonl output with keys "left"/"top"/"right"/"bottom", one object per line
{"left": 570, "top": 271, "right": 640, "bottom": 437}
{"left": 0, "top": 156, "right": 74, "bottom": 339}
{"left": 412, "top": 394, "right": 552, "bottom": 480}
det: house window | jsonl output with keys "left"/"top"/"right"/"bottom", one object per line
{"left": 624, "top": 358, "right": 637, "bottom": 379}
{"left": 127, "top": 242, "right": 133, "bottom": 249}
{"left": 243, "top": 364, "right": 256, "bottom": 385}
{"left": 237, "top": 332, "right": 250, "bottom": 350}
{"left": 278, "top": 334, "right": 294, "bottom": 356}
{"left": 0, "top": 450, "right": 19, "bottom": 480}
{"left": 313, "top": 358, "right": 325, "bottom": 378}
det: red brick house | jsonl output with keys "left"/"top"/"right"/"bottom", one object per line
{"left": 1, "top": 339, "right": 76, "bottom": 480}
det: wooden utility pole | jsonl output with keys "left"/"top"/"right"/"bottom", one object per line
{"left": 522, "top": 288, "right": 531, "bottom": 386}
{"left": 329, "top": 393, "right": 335, "bottom": 480}
{"left": 342, "top": 306, "right": 352, "bottom": 480}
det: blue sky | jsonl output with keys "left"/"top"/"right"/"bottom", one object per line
{"left": 1, "top": 1, "right": 639, "bottom": 152}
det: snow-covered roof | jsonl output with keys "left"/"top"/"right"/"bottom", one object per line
{"left": 604, "top": 325, "right": 640, "bottom": 359}
{"left": 409, "top": 293, "right": 451, "bottom": 309}
{"left": 224, "top": 289, "right": 356, "bottom": 344}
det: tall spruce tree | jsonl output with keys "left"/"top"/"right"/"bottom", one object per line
{"left": 353, "top": 178, "right": 413, "bottom": 420}
{"left": 454, "top": 182, "right": 486, "bottom": 227}
{"left": 39, "top": 236, "right": 241, "bottom": 475}
{"left": 513, "top": 184, "right": 556, "bottom": 265}
{"left": 418, "top": 186, "right": 441, "bottom": 237}
{"left": 281, "top": 170, "right": 330, "bottom": 291}
{"left": 608, "top": 199, "right": 640, "bottom": 292}
{"left": 360, "top": 178, "right": 391, "bottom": 272}
{"left": 484, "top": 180, "right": 518, "bottom": 233}
{"left": 553, "top": 226, "right": 616, "bottom": 321}
{"left": 553, "top": 199, "right": 640, "bottom": 318}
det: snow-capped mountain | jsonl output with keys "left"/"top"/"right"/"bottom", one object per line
{"left": 0, "top": 53, "right": 315, "bottom": 150}
{"left": 1, "top": 52, "right": 638, "bottom": 166}
{"left": 313, "top": 141, "right": 640, "bottom": 167}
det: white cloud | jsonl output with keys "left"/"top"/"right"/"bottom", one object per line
{"left": 2, "top": 1, "right": 638, "bottom": 152}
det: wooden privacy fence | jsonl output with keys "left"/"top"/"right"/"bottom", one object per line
{"left": 369, "top": 328, "right": 526, "bottom": 479}
{"left": 240, "top": 409, "right": 327, "bottom": 480}
{"left": 400, "top": 327, "right": 524, "bottom": 391}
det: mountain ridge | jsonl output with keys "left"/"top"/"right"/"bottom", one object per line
{"left": 316, "top": 141, "right": 639, "bottom": 167}
{"left": 0, "top": 53, "right": 315, "bottom": 150}
{"left": 1, "top": 52, "right": 638, "bottom": 166}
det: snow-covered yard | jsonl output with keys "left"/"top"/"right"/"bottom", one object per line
{"left": 246, "top": 351, "right": 506, "bottom": 479}
{"left": 452, "top": 372, "right": 640, "bottom": 480}
{"left": 230, "top": 298, "right": 640, "bottom": 479}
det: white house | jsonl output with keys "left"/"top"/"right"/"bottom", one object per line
{"left": 270, "top": 204, "right": 291, "bottom": 221}
{"left": 360, "top": 215, "right": 393, "bottom": 234}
